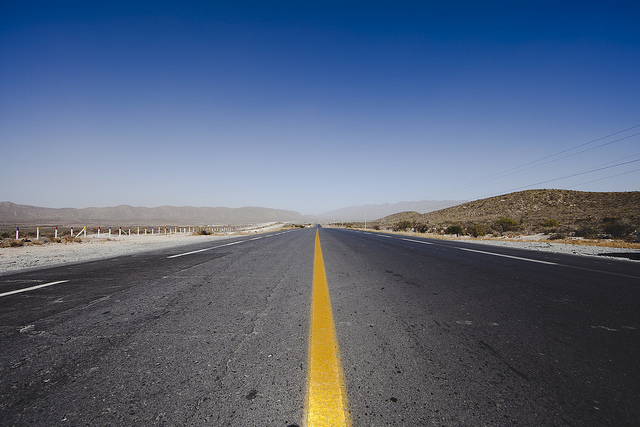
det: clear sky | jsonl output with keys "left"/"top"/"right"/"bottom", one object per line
{"left": 2, "top": 1, "right": 639, "bottom": 215}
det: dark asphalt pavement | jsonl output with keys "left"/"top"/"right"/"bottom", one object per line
{"left": 1, "top": 227, "right": 639, "bottom": 426}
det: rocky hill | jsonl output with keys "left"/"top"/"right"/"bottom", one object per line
{"left": 375, "top": 189, "right": 640, "bottom": 239}
{"left": 0, "top": 202, "right": 314, "bottom": 227}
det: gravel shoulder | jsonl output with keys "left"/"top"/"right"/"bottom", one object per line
{"left": 0, "top": 224, "right": 288, "bottom": 275}
{"left": 356, "top": 228, "right": 640, "bottom": 262}
{"left": 465, "top": 237, "right": 640, "bottom": 260}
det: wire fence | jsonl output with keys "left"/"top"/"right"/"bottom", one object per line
{"left": 2, "top": 225, "right": 244, "bottom": 241}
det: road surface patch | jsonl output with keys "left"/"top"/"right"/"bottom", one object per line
{"left": 306, "top": 229, "right": 351, "bottom": 426}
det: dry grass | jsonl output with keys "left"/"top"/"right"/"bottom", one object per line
{"left": 62, "top": 236, "right": 84, "bottom": 244}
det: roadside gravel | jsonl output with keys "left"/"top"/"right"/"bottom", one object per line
{"left": 467, "top": 238, "right": 640, "bottom": 260}
{"left": 358, "top": 228, "right": 640, "bottom": 261}
{"left": 0, "top": 234, "right": 234, "bottom": 275}
{"left": 0, "top": 223, "right": 289, "bottom": 275}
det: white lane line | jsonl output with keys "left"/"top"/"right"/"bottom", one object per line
{"left": 401, "top": 238, "right": 434, "bottom": 245}
{"left": 457, "top": 247, "right": 558, "bottom": 265}
{"left": 0, "top": 280, "right": 70, "bottom": 298}
{"left": 249, "top": 237, "right": 263, "bottom": 240}
{"left": 167, "top": 240, "right": 244, "bottom": 259}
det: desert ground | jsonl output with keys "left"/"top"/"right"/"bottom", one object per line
{"left": 0, "top": 223, "right": 287, "bottom": 274}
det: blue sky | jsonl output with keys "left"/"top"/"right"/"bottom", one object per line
{"left": 2, "top": 1, "right": 639, "bottom": 214}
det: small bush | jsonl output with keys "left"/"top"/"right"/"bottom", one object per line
{"left": 602, "top": 218, "right": 634, "bottom": 238}
{"left": 495, "top": 217, "right": 519, "bottom": 232}
{"left": 198, "top": 229, "right": 211, "bottom": 235}
{"left": 467, "top": 224, "right": 486, "bottom": 237}
{"left": 445, "top": 225, "right": 464, "bottom": 235}
{"left": 10, "top": 240, "right": 24, "bottom": 247}
{"left": 542, "top": 219, "right": 559, "bottom": 228}
{"left": 62, "top": 236, "right": 83, "bottom": 243}
{"left": 574, "top": 225, "right": 598, "bottom": 239}
{"left": 414, "top": 222, "right": 428, "bottom": 233}
{"left": 395, "top": 220, "right": 412, "bottom": 232}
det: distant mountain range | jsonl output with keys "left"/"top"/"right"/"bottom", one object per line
{"left": 317, "top": 200, "right": 466, "bottom": 222}
{"left": 0, "top": 202, "right": 315, "bottom": 226}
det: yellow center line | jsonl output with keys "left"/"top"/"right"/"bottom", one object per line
{"left": 305, "top": 229, "right": 351, "bottom": 426}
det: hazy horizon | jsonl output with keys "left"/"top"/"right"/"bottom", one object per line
{"left": 2, "top": 2, "right": 639, "bottom": 215}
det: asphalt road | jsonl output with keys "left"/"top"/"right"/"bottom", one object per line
{"left": 1, "top": 226, "right": 639, "bottom": 426}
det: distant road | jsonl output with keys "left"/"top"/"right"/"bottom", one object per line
{"left": 1, "top": 227, "right": 639, "bottom": 425}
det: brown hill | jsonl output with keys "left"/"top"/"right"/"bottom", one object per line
{"left": 0, "top": 202, "right": 314, "bottom": 227}
{"left": 376, "top": 189, "right": 640, "bottom": 239}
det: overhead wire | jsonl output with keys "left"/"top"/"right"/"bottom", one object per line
{"left": 426, "top": 124, "right": 640, "bottom": 199}
{"left": 572, "top": 167, "right": 640, "bottom": 188}
{"left": 491, "top": 157, "right": 640, "bottom": 195}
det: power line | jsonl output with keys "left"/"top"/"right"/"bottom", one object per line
{"left": 573, "top": 167, "right": 640, "bottom": 188}
{"left": 426, "top": 124, "right": 640, "bottom": 198}
{"left": 498, "top": 158, "right": 640, "bottom": 194}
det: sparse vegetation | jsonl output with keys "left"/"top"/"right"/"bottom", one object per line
{"left": 394, "top": 220, "right": 413, "bottom": 232}
{"left": 574, "top": 225, "right": 598, "bottom": 239}
{"left": 413, "top": 222, "right": 428, "bottom": 233}
{"left": 602, "top": 217, "right": 634, "bottom": 239}
{"left": 467, "top": 223, "right": 486, "bottom": 237}
{"left": 367, "top": 190, "right": 639, "bottom": 246}
{"left": 445, "top": 225, "right": 464, "bottom": 235}
{"left": 495, "top": 217, "right": 519, "bottom": 233}
{"left": 62, "top": 236, "right": 83, "bottom": 243}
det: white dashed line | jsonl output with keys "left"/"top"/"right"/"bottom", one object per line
{"left": 0, "top": 280, "right": 70, "bottom": 298}
{"left": 167, "top": 240, "right": 244, "bottom": 259}
{"left": 456, "top": 247, "right": 558, "bottom": 265}
{"left": 401, "top": 238, "right": 433, "bottom": 245}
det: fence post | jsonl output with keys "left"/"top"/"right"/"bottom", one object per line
{"left": 55, "top": 226, "right": 58, "bottom": 239}
{"left": 98, "top": 226, "right": 100, "bottom": 238}
{"left": 119, "top": 226, "right": 122, "bottom": 237}
{"left": 37, "top": 226, "right": 39, "bottom": 240}
{"left": 71, "top": 227, "right": 73, "bottom": 238}
{"left": 15, "top": 227, "right": 19, "bottom": 240}
{"left": 109, "top": 226, "right": 112, "bottom": 238}
{"left": 128, "top": 227, "right": 131, "bottom": 236}
{"left": 83, "top": 226, "right": 87, "bottom": 237}
{"left": 145, "top": 226, "right": 147, "bottom": 235}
